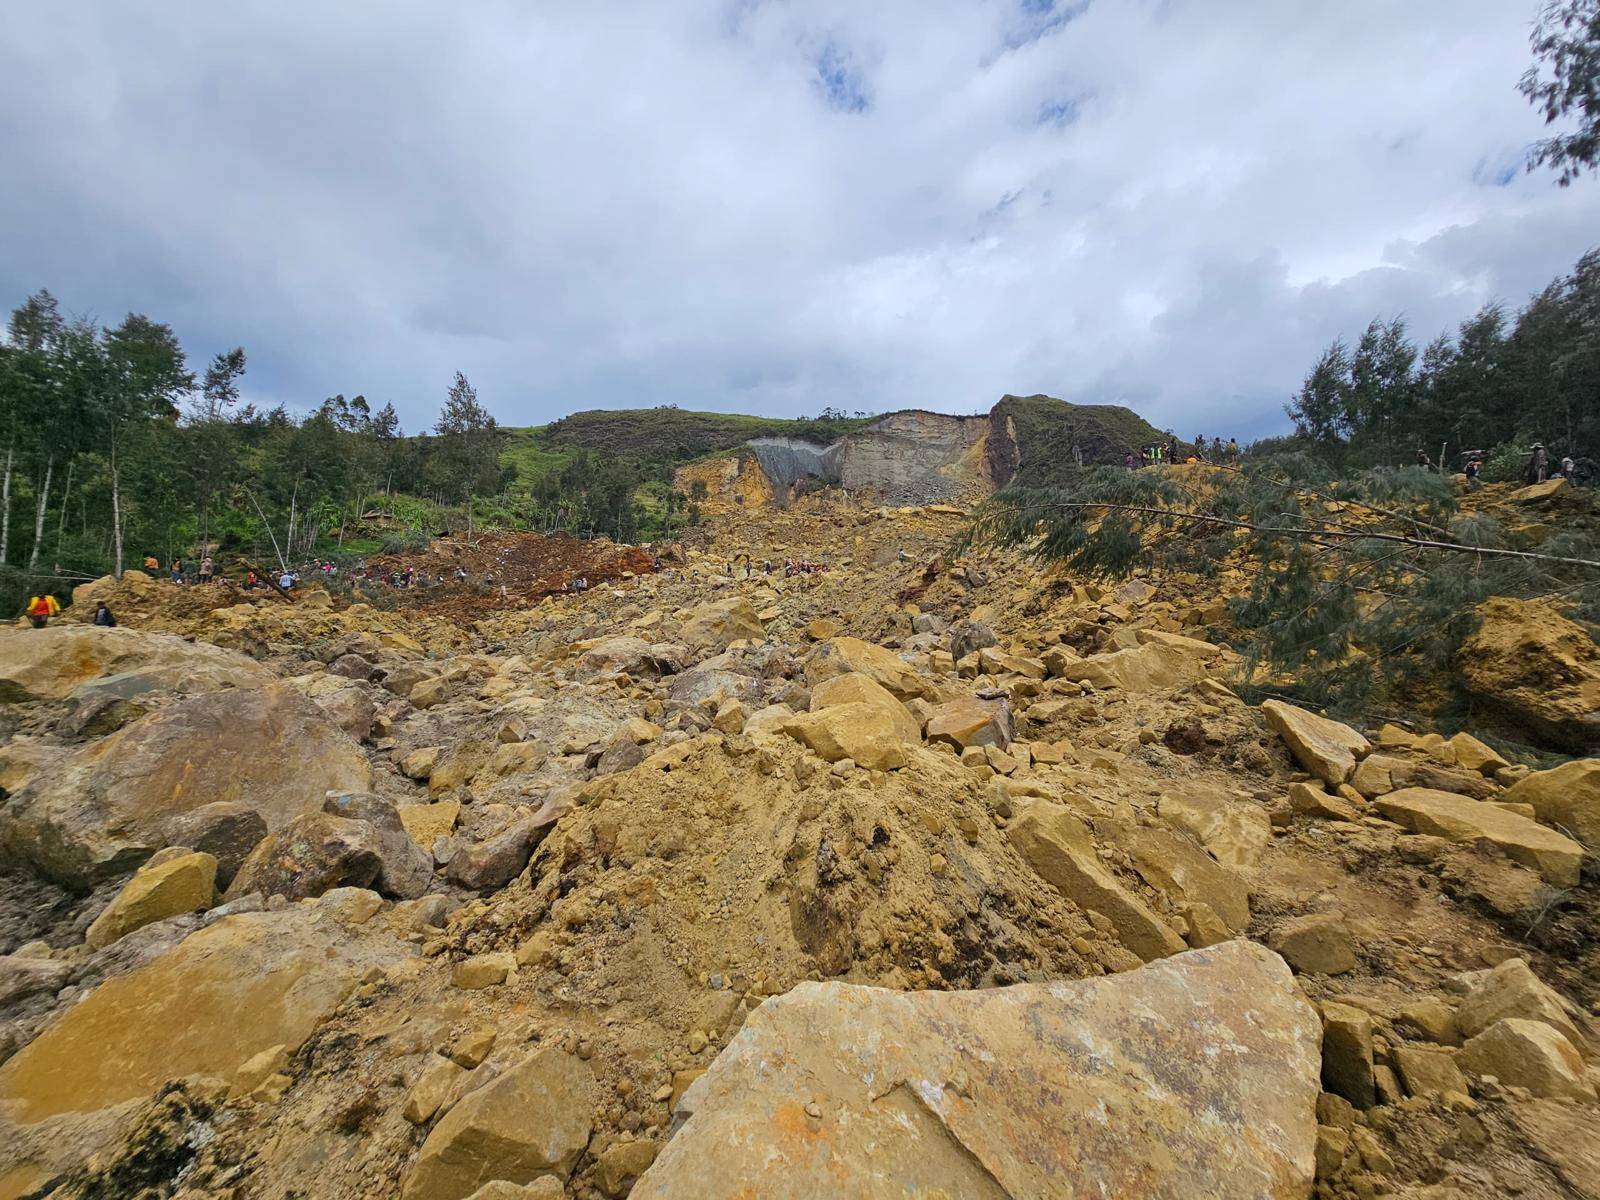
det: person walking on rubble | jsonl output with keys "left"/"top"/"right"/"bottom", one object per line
{"left": 24, "top": 593, "right": 59, "bottom": 628}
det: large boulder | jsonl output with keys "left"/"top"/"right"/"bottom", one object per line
{"left": 401, "top": 1047, "right": 597, "bottom": 1200}
{"left": 227, "top": 811, "right": 396, "bottom": 902}
{"left": 804, "top": 637, "right": 925, "bottom": 700}
{"left": 0, "top": 681, "right": 371, "bottom": 886}
{"left": 0, "top": 625, "right": 270, "bottom": 705}
{"left": 808, "top": 672, "right": 920, "bottom": 744}
{"left": 632, "top": 942, "right": 1320, "bottom": 1199}
{"left": 0, "top": 907, "right": 407, "bottom": 1126}
{"left": 1261, "top": 700, "right": 1370, "bottom": 786}
{"left": 678, "top": 597, "right": 764, "bottom": 652}
{"left": 1503, "top": 758, "right": 1600, "bottom": 849}
{"left": 1375, "top": 787, "right": 1583, "bottom": 886}
{"left": 1458, "top": 1019, "right": 1594, "bottom": 1101}
{"left": 1049, "top": 638, "right": 1213, "bottom": 694}
{"left": 575, "top": 636, "right": 677, "bottom": 680}
{"left": 924, "top": 695, "right": 1013, "bottom": 751}
{"left": 784, "top": 704, "right": 911, "bottom": 772}
{"left": 1458, "top": 596, "right": 1600, "bottom": 753}
{"left": 947, "top": 619, "right": 997, "bottom": 662}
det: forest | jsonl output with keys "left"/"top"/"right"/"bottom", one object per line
{"left": 0, "top": 292, "right": 685, "bottom": 610}
{"left": 1274, "top": 249, "right": 1599, "bottom": 478}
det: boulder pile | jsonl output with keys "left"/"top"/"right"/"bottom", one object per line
{"left": 0, "top": 494, "right": 1595, "bottom": 1199}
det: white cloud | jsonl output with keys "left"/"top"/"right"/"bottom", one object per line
{"left": 1, "top": 0, "right": 1594, "bottom": 437}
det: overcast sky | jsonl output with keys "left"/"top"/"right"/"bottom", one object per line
{"left": 3, "top": 1, "right": 1596, "bottom": 438}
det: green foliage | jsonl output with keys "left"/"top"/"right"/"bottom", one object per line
{"left": 970, "top": 458, "right": 1600, "bottom": 719}
{"left": 1286, "top": 250, "right": 1600, "bottom": 470}
{"left": 994, "top": 394, "right": 1193, "bottom": 488}
{"left": 1520, "top": 0, "right": 1600, "bottom": 185}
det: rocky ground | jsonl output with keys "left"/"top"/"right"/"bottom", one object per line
{"left": 0, "top": 486, "right": 1597, "bottom": 1199}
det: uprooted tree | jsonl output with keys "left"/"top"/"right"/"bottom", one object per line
{"left": 967, "top": 458, "right": 1600, "bottom": 719}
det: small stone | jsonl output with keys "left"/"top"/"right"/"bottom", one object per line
{"left": 804, "top": 1100, "right": 822, "bottom": 1118}
{"left": 85, "top": 852, "right": 218, "bottom": 950}
{"left": 451, "top": 1026, "right": 499, "bottom": 1069}
{"left": 687, "top": 1030, "right": 708, "bottom": 1054}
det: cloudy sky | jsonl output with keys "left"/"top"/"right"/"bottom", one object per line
{"left": 3, "top": 1, "right": 1595, "bottom": 438}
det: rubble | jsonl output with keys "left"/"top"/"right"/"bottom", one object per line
{"left": 0, "top": 489, "right": 1595, "bottom": 1198}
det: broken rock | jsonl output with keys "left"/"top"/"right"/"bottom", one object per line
{"left": 1261, "top": 700, "right": 1371, "bottom": 786}
{"left": 632, "top": 942, "right": 1320, "bottom": 1199}
{"left": 1375, "top": 787, "right": 1583, "bottom": 886}
{"left": 401, "top": 1047, "right": 597, "bottom": 1200}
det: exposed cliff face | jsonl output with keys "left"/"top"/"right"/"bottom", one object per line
{"left": 676, "top": 395, "right": 1172, "bottom": 509}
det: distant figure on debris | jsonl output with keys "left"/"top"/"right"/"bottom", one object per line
{"left": 199, "top": 556, "right": 214, "bottom": 583}
{"left": 1124, "top": 452, "right": 1135, "bottom": 470}
{"left": 1464, "top": 458, "right": 1482, "bottom": 490}
{"left": 24, "top": 594, "right": 59, "bottom": 628}
{"left": 93, "top": 602, "right": 116, "bottom": 627}
{"left": 1194, "top": 434, "right": 1207, "bottom": 459}
{"left": 1526, "top": 443, "right": 1549, "bottom": 484}
{"left": 278, "top": 570, "right": 294, "bottom": 590}
{"left": 245, "top": 570, "right": 258, "bottom": 590}
{"left": 1560, "top": 455, "right": 1575, "bottom": 479}
{"left": 169, "top": 559, "right": 183, "bottom": 584}
{"left": 1414, "top": 449, "right": 1434, "bottom": 472}
{"left": 1227, "top": 437, "right": 1239, "bottom": 459}
{"left": 143, "top": 554, "right": 159, "bottom": 572}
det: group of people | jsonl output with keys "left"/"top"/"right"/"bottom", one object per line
{"left": 1428, "top": 443, "right": 1585, "bottom": 489}
{"left": 145, "top": 554, "right": 218, "bottom": 584}
{"left": 1124, "top": 435, "right": 1240, "bottom": 469}
{"left": 22, "top": 594, "right": 115, "bottom": 629}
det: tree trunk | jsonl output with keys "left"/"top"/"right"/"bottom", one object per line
{"left": 27, "top": 456, "right": 53, "bottom": 573}
{"left": 55, "top": 458, "right": 74, "bottom": 553}
{"left": 0, "top": 440, "right": 13, "bottom": 565}
{"left": 111, "top": 440, "right": 125, "bottom": 577}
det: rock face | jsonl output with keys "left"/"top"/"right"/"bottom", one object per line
{"left": 1261, "top": 700, "right": 1371, "bottom": 786}
{"left": 1458, "top": 596, "right": 1600, "bottom": 753}
{"left": 924, "top": 695, "right": 1013, "bottom": 751}
{"left": 0, "top": 681, "right": 371, "bottom": 886}
{"left": 0, "top": 907, "right": 407, "bottom": 1124}
{"left": 1375, "top": 787, "right": 1584, "bottom": 886}
{"left": 401, "top": 1048, "right": 597, "bottom": 1200}
{"left": 808, "top": 672, "right": 921, "bottom": 744}
{"left": 0, "top": 625, "right": 270, "bottom": 704}
{"left": 633, "top": 942, "right": 1320, "bottom": 1199}
{"left": 1503, "top": 758, "right": 1600, "bottom": 849}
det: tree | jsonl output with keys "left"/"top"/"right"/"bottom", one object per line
{"left": 968, "top": 460, "right": 1600, "bottom": 718}
{"left": 2, "top": 294, "right": 61, "bottom": 566}
{"left": 1521, "top": 0, "right": 1600, "bottom": 185}
{"left": 102, "top": 314, "right": 192, "bottom": 576}
{"left": 188, "top": 347, "right": 247, "bottom": 551}
{"left": 430, "top": 372, "right": 501, "bottom": 534}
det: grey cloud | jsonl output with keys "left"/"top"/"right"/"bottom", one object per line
{"left": 1, "top": 0, "right": 1595, "bottom": 436}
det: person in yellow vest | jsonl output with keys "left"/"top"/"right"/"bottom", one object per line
{"left": 24, "top": 593, "right": 60, "bottom": 629}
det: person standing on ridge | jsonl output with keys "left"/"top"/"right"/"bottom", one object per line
{"left": 93, "top": 601, "right": 116, "bottom": 626}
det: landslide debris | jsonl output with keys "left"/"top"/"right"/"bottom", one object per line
{"left": 0, "top": 492, "right": 1596, "bottom": 1200}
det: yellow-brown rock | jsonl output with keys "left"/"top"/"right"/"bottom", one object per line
{"left": 1261, "top": 700, "right": 1370, "bottom": 786}
{"left": 783, "top": 703, "right": 909, "bottom": 771}
{"left": 401, "top": 1048, "right": 597, "bottom": 1200}
{"left": 84, "top": 851, "right": 217, "bottom": 949}
{"left": 808, "top": 672, "right": 920, "bottom": 744}
{"left": 631, "top": 942, "right": 1320, "bottom": 1199}
{"left": 1503, "top": 758, "right": 1600, "bottom": 850}
{"left": 0, "top": 907, "right": 406, "bottom": 1125}
{"left": 804, "top": 637, "right": 924, "bottom": 700}
{"left": 1458, "top": 596, "right": 1600, "bottom": 753}
{"left": 1375, "top": 788, "right": 1583, "bottom": 886}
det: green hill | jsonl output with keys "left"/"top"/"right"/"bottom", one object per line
{"left": 994, "top": 394, "right": 1189, "bottom": 487}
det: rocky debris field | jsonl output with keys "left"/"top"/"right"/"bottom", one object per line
{"left": 0, "top": 493, "right": 1597, "bottom": 1199}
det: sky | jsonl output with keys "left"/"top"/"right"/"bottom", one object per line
{"left": 2, "top": 1, "right": 1596, "bottom": 440}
